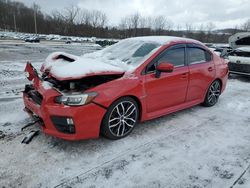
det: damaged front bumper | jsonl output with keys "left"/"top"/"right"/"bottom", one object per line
{"left": 23, "top": 84, "right": 106, "bottom": 140}
{"left": 23, "top": 63, "right": 107, "bottom": 140}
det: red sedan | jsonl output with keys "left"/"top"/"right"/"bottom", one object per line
{"left": 23, "top": 36, "right": 228, "bottom": 140}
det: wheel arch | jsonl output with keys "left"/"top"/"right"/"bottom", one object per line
{"left": 203, "top": 78, "right": 223, "bottom": 102}
{"left": 100, "top": 95, "right": 142, "bottom": 139}
{"left": 214, "top": 78, "right": 223, "bottom": 89}
{"left": 106, "top": 95, "right": 143, "bottom": 121}
{"left": 125, "top": 95, "right": 142, "bottom": 121}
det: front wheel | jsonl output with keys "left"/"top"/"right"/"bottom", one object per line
{"left": 203, "top": 80, "right": 221, "bottom": 107}
{"left": 101, "top": 97, "right": 139, "bottom": 140}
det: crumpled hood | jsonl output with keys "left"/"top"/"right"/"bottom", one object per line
{"left": 41, "top": 52, "right": 125, "bottom": 81}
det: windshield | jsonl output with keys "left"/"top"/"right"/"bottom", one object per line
{"left": 84, "top": 39, "right": 160, "bottom": 70}
{"left": 102, "top": 39, "right": 160, "bottom": 64}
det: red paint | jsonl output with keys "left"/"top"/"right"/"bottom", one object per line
{"left": 23, "top": 39, "right": 228, "bottom": 140}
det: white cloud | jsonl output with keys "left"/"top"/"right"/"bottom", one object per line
{"left": 20, "top": 0, "right": 250, "bottom": 29}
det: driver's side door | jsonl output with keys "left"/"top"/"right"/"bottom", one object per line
{"left": 144, "top": 44, "right": 189, "bottom": 114}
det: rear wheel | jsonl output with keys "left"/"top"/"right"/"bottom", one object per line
{"left": 203, "top": 80, "right": 221, "bottom": 107}
{"left": 101, "top": 97, "right": 139, "bottom": 140}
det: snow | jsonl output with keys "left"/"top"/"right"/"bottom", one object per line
{"left": 43, "top": 52, "right": 79, "bottom": 71}
{"left": 124, "top": 36, "right": 202, "bottom": 45}
{"left": 236, "top": 47, "right": 250, "bottom": 53}
{"left": 1, "top": 41, "right": 250, "bottom": 188}
{"left": 50, "top": 56, "right": 125, "bottom": 78}
{"left": 209, "top": 47, "right": 222, "bottom": 56}
{"left": 228, "top": 56, "right": 250, "bottom": 64}
{"left": 44, "top": 36, "right": 201, "bottom": 79}
{"left": 42, "top": 81, "right": 53, "bottom": 90}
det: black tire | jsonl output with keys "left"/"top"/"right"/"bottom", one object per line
{"left": 203, "top": 80, "right": 221, "bottom": 107}
{"left": 101, "top": 97, "right": 139, "bottom": 140}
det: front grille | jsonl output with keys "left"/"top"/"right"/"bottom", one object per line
{"left": 24, "top": 84, "right": 43, "bottom": 105}
{"left": 228, "top": 62, "right": 250, "bottom": 74}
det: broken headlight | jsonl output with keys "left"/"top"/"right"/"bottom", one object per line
{"left": 55, "top": 92, "right": 98, "bottom": 106}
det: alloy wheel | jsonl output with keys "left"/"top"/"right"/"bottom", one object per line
{"left": 108, "top": 101, "right": 138, "bottom": 137}
{"left": 207, "top": 81, "right": 221, "bottom": 106}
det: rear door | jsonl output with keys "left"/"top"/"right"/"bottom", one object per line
{"left": 186, "top": 44, "right": 215, "bottom": 102}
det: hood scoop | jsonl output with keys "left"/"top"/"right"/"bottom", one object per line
{"left": 54, "top": 54, "right": 75, "bottom": 62}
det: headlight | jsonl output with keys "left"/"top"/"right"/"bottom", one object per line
{"left": 55, "top": 92, "right": 98, "bottom": 106}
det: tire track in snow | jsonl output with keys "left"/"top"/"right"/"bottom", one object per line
{"left": 230, "top": 164, "right": 250, "bottom": 188}
{"left": 54, "top": 116, "right": 207, "bottom": 187}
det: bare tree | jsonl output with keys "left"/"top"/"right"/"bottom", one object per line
{"left": 63, "top": 5, "right": 80, "bottom": 24}
{"left": 139, "top": 17, "right": 147, "bottom": 28}
{"left": 153, "top": 16, "right": 166, "bottom": 31}
{"left": 206, "top": 22, "right": 216, "bottom": 33}
{"left": 0, "top": 0, "right": 234, "bottom": 43}
{"left": 99, "top": 12, "right": 108, "bottom": 28}
{"left": 242, "top": 19, "right": 250, "bottom": 31}
{"left": 87, "top": 10, "right": 108, "bottom": 28}
{"left": 129, "top": 13, "right": 140, "bottom": 36}
{"left": 185, "top": 23, "right": 194, "bottom": 32}
{"left": 119, "top": 17, "right": 128, "bottom": 30}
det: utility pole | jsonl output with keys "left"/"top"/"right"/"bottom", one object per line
{"left": 34, "top": 9, "right": 37, "bottom": 34}
{"left": 13, "top": 13, "right": 17, "bottom": 32}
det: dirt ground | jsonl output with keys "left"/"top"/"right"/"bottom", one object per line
{"left": 0, "top": 42, "right": 250, "bottom": 188}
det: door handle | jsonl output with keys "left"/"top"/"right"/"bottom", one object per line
{"left": 181, "top": 73, "right": 188, "bottom": 79}
{"left": 208, "top": 67, "right": 214, "bottom": 72}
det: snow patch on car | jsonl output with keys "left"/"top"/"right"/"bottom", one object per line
{"left": 42, "top": 36, "right": 202, "bottom": 80}
{"left": 124, "top": 36, "right": 202, "bottom": 45}
{"left": 42, "top": 52, "right": 79, "bottom": 71}
{"left": 49, "top": 56, "right": 125, "bottom": 79}
{"left": 42, "top": 81, "right": 53, "bottom": 90}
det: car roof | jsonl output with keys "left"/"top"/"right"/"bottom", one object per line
{"left": 125, "top": 36, "right": 203, "bottom": 46}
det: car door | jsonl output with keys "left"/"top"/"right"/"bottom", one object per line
{"left": 144, "top": 44, "right": 189, "bottom": 113}
{"left": 186, "top": 44, "right": 215, "bottom": 102}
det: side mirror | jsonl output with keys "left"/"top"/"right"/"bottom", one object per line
{"left": 155, "top": 62, "right": 174, "bottom": 78}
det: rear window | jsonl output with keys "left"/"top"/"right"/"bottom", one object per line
{"left": 188, "top": 47, "right": 211, "bottom": 64}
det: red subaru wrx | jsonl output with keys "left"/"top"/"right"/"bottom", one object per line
{"left": 23, "top": 36, "right": 228, "bottom": 140}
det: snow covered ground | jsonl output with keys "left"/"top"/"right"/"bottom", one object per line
{"left": 0, "top": 42, "right": 250, "bottom": 188}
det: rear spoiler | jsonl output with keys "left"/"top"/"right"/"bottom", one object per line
{"left": 24, "top": 62, "right": 41, "bottom": 84}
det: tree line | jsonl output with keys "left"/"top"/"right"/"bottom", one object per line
{"left": 1, "top": 0, "right": 250, "bottom": 43}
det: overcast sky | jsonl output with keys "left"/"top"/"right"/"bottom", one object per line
{"left": 20, "top": 0, "right": 249, "bottom": 29}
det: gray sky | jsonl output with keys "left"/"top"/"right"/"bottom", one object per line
{"left": 20, "top": 0, "right": 250, "bottom": 29}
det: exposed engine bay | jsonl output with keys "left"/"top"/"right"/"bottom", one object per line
{"left": 43, "top": 73, "right": 123, "bottom": 92}
{"left": 25, "top": 51, "right": 125, "bottom": 94}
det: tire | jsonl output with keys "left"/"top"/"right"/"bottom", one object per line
{"left": 101, "top": 97, "right": 139, "bottom": 140}
{"left": 203, "top": 80, "right": 221, "bottom": 107}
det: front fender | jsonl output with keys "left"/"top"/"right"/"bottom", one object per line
{"left": 90, "top": 77, "right": 144, "bottom": 107}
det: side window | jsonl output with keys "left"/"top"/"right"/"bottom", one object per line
{"left": 146, "top": 47, "right": 185, "bottom": 73}
{"left": 158, "top": 48, "right": 185, "bottom": 67}
{"left": 188, "top": 47, "right": 212, "bottom": 65}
